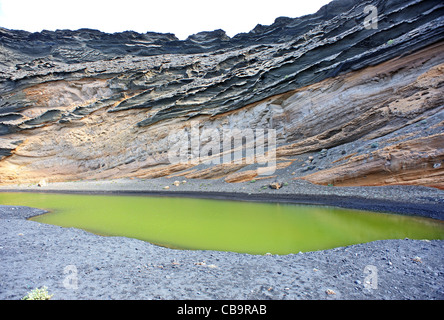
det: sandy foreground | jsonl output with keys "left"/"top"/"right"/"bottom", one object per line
{"left": 0, "top": 178, "right": 443, "bottom": 300}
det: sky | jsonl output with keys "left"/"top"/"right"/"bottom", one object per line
{"left": 0, "top": 0, "right": 332, "bottom": 40}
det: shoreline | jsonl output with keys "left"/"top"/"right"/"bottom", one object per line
{"left": 2, "top": 188, "right": 444, "bottom": 221}
{"left": 1, "top": 179, "right": 444, "bottom": 300}
{"left": 1, "top": 177, "right": 444, "bottom": 220}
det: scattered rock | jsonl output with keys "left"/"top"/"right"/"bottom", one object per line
{"left": 163, "top": 186, "right": 170, "bottom": 190}
{"left": 319, "top": 149, "right": 328, "bottom": 158}
{"left": 37, "top": 179, "right": 47, "bottom": 187}
{"left": 325, "top": 289, "right": 336, "bottom": 295}
{"left": 269, "top": 182, "right": 283, "bottom": 190}
{"left": 302, "top": 165, "right": 316, "bottom": 172}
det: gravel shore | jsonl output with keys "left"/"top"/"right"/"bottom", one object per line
{"left": 1, "top": 179, "right": 443, "bottom": 300}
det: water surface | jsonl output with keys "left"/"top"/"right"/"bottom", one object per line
{"left": 1, "top": 192, "right": 443, "bottom": 255}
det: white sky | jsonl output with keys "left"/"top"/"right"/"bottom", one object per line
{"left": 0, "top": 0, "right": 331, "bottom": 40}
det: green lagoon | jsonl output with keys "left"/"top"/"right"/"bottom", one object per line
{"left": 1, "top": 192, "right": 443, "bottom": 255}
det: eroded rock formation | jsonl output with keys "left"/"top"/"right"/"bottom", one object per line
{"left": 0, "top": 0, "right": 443, "bottom": 189}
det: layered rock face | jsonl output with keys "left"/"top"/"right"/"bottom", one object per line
{"left": 0, "top": 0, "right": 443, "bottom": 189}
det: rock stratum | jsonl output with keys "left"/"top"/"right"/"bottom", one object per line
{"left": 0, "top": 0, "right": 443, "bottom": 189}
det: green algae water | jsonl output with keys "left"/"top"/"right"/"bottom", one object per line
{"left": 1, "top": 192, "right": 444, "bottom": 255}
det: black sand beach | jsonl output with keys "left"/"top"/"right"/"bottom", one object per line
{"left": 1, "top": 0, "right": 443, "bottom": 306}
{"left": 1, "top": 179, "right": 443, "bottom": 301}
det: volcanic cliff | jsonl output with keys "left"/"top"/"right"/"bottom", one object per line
{"left": 0, "top": 0, "right": 443, "bottom": 189}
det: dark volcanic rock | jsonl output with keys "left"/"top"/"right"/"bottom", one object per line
{"left": 1, "top": 0, "right": 443, "bottom": 126}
